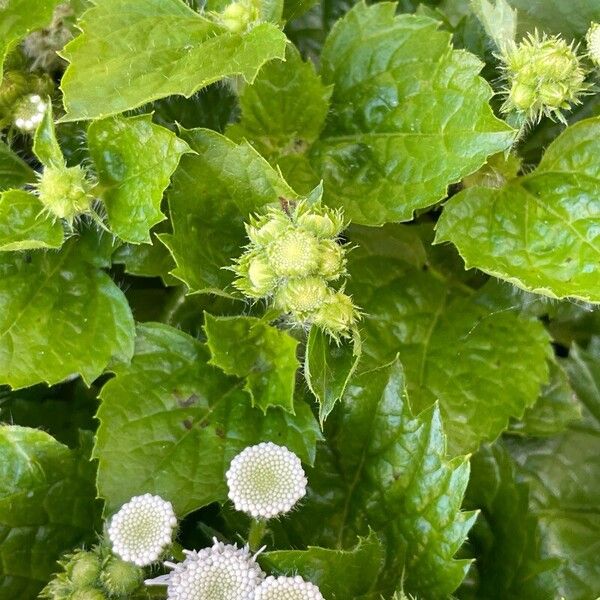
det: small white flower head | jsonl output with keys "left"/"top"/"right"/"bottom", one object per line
{"left": 226, "top": 442, "right": 307, "bottom": 519}
{"left": 166, "top": 539, "right": 264, "bottom": 600}
{"left": 254, "top": 575, "right": 325, "bottom": 600}
{"left": 13, "top": 93, "right": 47, "bottom": 132}
{"left": 587, "top": 22, "right": 600, "bottom": 67}
{"left": 108, "top": 493, "right": 177, "bottom": 566}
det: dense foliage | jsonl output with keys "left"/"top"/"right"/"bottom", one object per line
{"left": 1, "top": 0, "right": 599, "bottom": 598}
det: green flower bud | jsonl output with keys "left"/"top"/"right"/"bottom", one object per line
{"left": 37, "top": 165, "right": 93, "bottom": 222}
{"left": 318, "top": 239, "right": 345, "bottom": 280}
{"left": 39, "top": 577, "right": 74, "bottom": 600}
{"left": 586, "top": 22, "right": 600, "bottom": 67}
{"left": 219, "top": 0, "right": 259, "bottom": 32}
{"left": 68, "top": 588, "right": 106, "bottom": 600}
{"left": 500, "top": 32, "right": 587, "bottom": 123}
{"left": 267, "top": 229, "right": 321, "bottom": 278}
{"left": 246, "top": 214, "right": 289, "bottom": 247}
{"left": 275, "top": 277, "right": 329, "bottom": 318}
{"left": 67, "top": 552, "right": 101, "bottom": 588}
{"left": 99, "top": 556, "right": 143, "bottom": 597}
{"left": 295, "top": 208, "right": 345, "bottom": 239}
{"left": 233, "top": 252, "right": 277, "bottom": 298}
{"left": 313, "top": 291, "right": 358, "bottom": 339}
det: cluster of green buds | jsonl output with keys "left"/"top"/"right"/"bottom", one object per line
{"left": 587, "top": 22, "right": 600, "bottom": 67}
{"left": 232, "top": 200, "right": 359, "bottom": 341}
{"left": 36, "top": 164, "right": 95, "bottom": 224}
{"left": 40, "top": 546, "right": 144, "bottom": 600}
{"left": 217, "top": 0, "right": 260, "bottom": 32}
{"left": 499, "top": 31, "right": 588, "bottom": 124}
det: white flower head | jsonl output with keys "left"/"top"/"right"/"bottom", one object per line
{"left": 226, "top": 442, "right": 307, "bottom": 519}
{"left": 166, "top": 539, "right": 265, "bottom": 600}
{"left": 13, "top": 94, "right": 47, "bottom": 132}
{"left": 254, "top": 575, "right": 325, "bottom": 600}
{"left": 587, "top": 22, "right": 600, "bottom": 66}
{"left": 108, "top": 493, "right": 177, "bottom": 566}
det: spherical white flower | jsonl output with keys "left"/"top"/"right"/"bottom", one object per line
{"left": 108, "top": 493, "right": 177, "bottom": 566}
{"left": 226, "top": 443, "right": 307, "bottom": 519}
{"left": 13, "top": 94, "right": 47, "bottom": 132}
{"left": 166, "top": 539, "right": 264, "bottom": 600}
{"left": 254, "top": 576, "right": 325, "bottom": 600}
{"left": 587, "top": 22, "right": 600, "bottom": 66}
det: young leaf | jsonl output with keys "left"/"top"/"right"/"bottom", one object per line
{"left": 204, "top": 313, "right": 299, "bottom": 414}
{"left": 436, "top": 117, "right": 600, "bottom": 303}
{"left": 87, "top": 114, "right": 190, "bottom": 244}
{"left": 94, "top": 322, "right": 322, "bottom": 515}
{"left": 0, "top": 426, "right": 101, "bottom": 599}
{"left": 471, "top": 0, "right": 517, "bottom": 50}
{"left": 227, "top": 44, "right": 333, "bottom": 161}
{"left": 347, "top": 229, "right": 552, "bottom": 455}
{"left": 59, "top": 0, "right": 287, "bottom": 121}
{"left": 0, "top": 140, "right": 35, "bottom": 191}
{"left": 0, "top": 0, "right": 60, "bottom": 82}
{"left": 261, "top": 531, "right": 386, "bottom": 599}
{"left": 32, "top": 101, "right": 64, "bottom": 168}
{"left": 280, "top": 359, "right": 476, "bottom": 599}
{"left": 312, "top": 1, "right": 515, "bottom": 225}
{"left": 304, "top": 325, "right": 360, "bottom": 424}
{"left": 0, "top": 190, "right": 63, "bottom": 251}
{"left": 160, "top": 128, "right": 298, "bottom": 295}
{"left": 0, "top": 234, "right": 135, "bottom": 389}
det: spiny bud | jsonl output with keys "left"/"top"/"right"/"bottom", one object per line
{"left": 274, "top": 277, "right": 329, "bottom": 319}
{"left": 587, "top": 22, "right": 600, "bottom": 67}
{"left": 166, "top": 539, "right": 264, "bottom": 600}
{"left": 67, "top": 551, "right": 101, "bottom": 588}
{"left": 267, "top": 230, "right": 321, "bottom": 278}
{"left": 226, "top": 442, "right": 307, "bottom": 519}
{"left": 295, "top": 206, "right": 345, "bottom": 239}
{"left": 13, "top": 93, "right": 47, "bottom": 131}
{"left": 255, "top": 576, "right": 325, "bottom": 600}
{"left": 318, "top": 239, "right": 346, "bottom": 280}
{"left": 36, "top": 164, "right": 93, "bottom": 222}
{"left": 313, "top": 291, "right": 359, "bottom": 341}
{"left": 234, "top": 253, "right": 278, "bottom": 298}
{"left": 99, "top": 556, "right": 143, "bottom": 596}
{"left": 107, "top": 493, "right": 177, "bottom": 566}
{"left": 68, "top": 588, "right": 107, "bottom": 600}
{"left": 219, "top": 0, "right": 259, "bottom": 33}
{"left": 500, "top": 32, "right": 587, "bottom": 123}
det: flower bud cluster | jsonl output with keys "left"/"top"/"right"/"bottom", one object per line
{"left": 218, "top": 0, "right": 260, "bottom": 33}
{"left": 39, "top": 546, "right": 144, "bottom": 600}
{"left": 499, "top": 31, "right": 588, "bottom": 124}
{"left": 233, "top": 200, "right": 359, "bottom": 341}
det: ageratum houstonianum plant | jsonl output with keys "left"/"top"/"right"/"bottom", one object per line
{"left": 1, "top": 0, "right": 600, "bottom": 599}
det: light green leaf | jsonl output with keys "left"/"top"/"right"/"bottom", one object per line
{"left": 436, "top": 117, "right": 600, "bottom": 302}
{"left": 0, "top": 426, "right": 101, "bottom": 599}
{"left": 59, "top": 0, "right": 287, "bottom": 121}
{"left": 87, "top": 114, "right": 190, "bottom": 244}
{"left": 227, "top": 45, "right": 332, "bottom": 160}
{"left": 471, "top": 0, "right": 517, "bottom": 50}
{"left": 261, "top": 532, "right": 386, "bottom": 599}
{"left": 32, "top": 101, "right": 64, "bottom": 168}
{"left": 304, "top": 325, "right": 360, "bottom": 424}
{"left": 0, "top": 190, "right": 63, "bottom": 251}
{"left": 0, "top": 233, "right": 135, "bottom": 389}
{"left": 0, "top": 140, "right": 35, "bottom": 190}
{"left": 0, "top": 0, "right": 60, "bottom": 82}
{"left": 160, "top": 128, "right": 298, "bottom": 295}
{"left": 279, "top": 359, "right": 476, "bottom": 599}
{"left": 94, "top": 322, "right": 322, "bottom": 515}
{"left": 204, "top": 314, "right": 299, "bottom": 414}
{"left": 311, "top": 2, "right": 515, "bottom": 225}
{"left": 463, "top": 443, "right": 559, "bottom": 600}
{"left": 347, "top": 226, "right": 551, "bottom": 455}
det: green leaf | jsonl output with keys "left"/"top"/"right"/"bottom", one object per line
{"left": 0, "top": 190, "right": 63, "bottom": 251}
{"left": 471, "top": 0, "right": 517, "bottom": 50}
{"left": 32, "top": 101, "right": 64, "bottom": 168}
{"left": 509, "top": 360, "right": 581, "bottom": 437}
{"left": 279, "top": 359, "right": 476, "bottom": 599}
{"left": 0, "top": 0, "right": 60, "bottom": 82}
{"left": 0, "top": 233, "right": 135, "bottom": 389}
{"left": 311, "top": 2, "right": 515, "bottom": 225}
{"left": 204, "top": 314, "right": 299, "bottom": 414}
{"left": 347, "top": 226, "right": 551, "bottom": 455}
{"left": 94, "top": 322, "right": 322, "bottom": 515}
{"left": 227, "top": 45, "right": 332, "bottom": 160}
{"left": 304, "top": 325, "right": 361, "bottom": 424}
{"left": 59, "top": 0, "right": 287, "bottom": 121}
{"left": 0, "top": 140, "right": 35, "bottom": 191}
{"left": 436, "top": 117, "right": 600, "bottom": 302}
{"left": 0, "top": 426, "right": 101, "bottom": 599}
{"left": 463, "top": 442, "right": 559, "bottom": 600}
{"left": 87, "top": 114, "right": 190, "bottom": 244}
{"left": 261, "top": 532, "right": 386, "bottom": 599}
{"left": 563, "top": 340, "right": 600, "bottom": 427}
{"left": 160, "top": 128, "right": 298, "bottom": 295}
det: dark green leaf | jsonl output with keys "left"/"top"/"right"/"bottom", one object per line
{"left": 0, "top": 140, "right": 35, "bottom": 190}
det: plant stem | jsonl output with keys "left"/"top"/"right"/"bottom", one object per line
{"left": 248, "top": 518, "right": 267, "bottom": 552}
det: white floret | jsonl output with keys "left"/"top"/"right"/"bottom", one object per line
{"left": 226, "top": 442, "right": 307, "bottom": 519}
{"left": 254, "top": 575, "right": 325, "bottom": 599}
{"left": 108, "top": 493, "right": 177, "bottom": 566}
